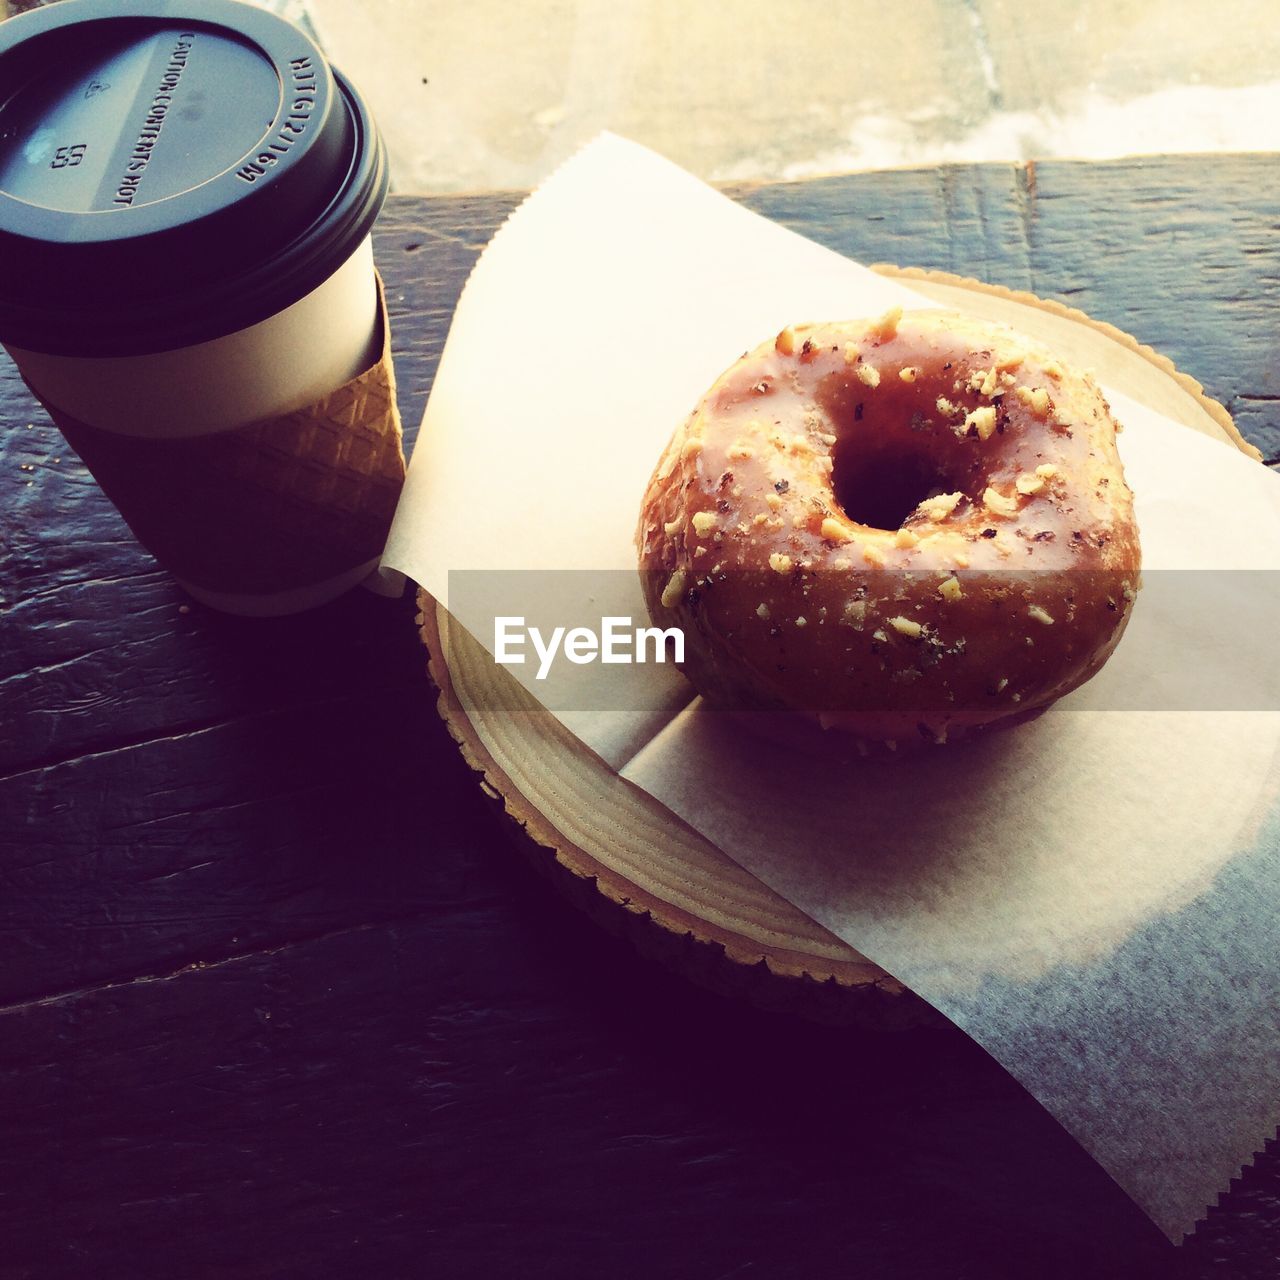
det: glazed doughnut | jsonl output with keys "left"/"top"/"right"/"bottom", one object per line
{"left": 636, "top": 308, "right": 1141, "bottom": 747}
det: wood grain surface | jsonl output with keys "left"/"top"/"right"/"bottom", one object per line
{"left": 2, "top": 156, "right": 1279, "bottom": 1278}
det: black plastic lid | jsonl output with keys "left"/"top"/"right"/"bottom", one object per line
{"left": 0, "top": 0, "right": 388, "bottom": 356}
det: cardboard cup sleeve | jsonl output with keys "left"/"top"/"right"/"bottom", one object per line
{"left": 33, "top": 273, "right": 405, "bottom": 599}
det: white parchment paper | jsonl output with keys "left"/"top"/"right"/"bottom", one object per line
{"left": 382, "top": 134, "right": 1280, "bottom": 1240}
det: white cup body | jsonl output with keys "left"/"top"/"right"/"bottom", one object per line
{"left": 5, "top": 235, "right": 380, "bottom": 437}
{"left": 5, "top": 236, "right": 387, "bottom": 614}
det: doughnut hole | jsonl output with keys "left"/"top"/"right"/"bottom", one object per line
{"left": 830, "top": 440, "right": 952, "bottom": 532}
{"left": 819, "top": 364, "right": 977, "bottom": 532}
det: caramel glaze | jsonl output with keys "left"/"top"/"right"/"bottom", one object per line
{"left": 636, "top": 310, "right": 1141, "bottom": 747}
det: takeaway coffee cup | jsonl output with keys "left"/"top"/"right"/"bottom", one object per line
{"left": 0, "top": 0, "right": 401, "bottom": 615}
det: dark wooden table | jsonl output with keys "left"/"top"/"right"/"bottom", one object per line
{"left": 2, "top": 157, "right": 1277, "bottom": 1279}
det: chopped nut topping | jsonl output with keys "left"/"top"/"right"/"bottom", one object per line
{"left": 753, "top": 512, "right": 769, "bottom": 526}
{"left": 756, "top": 603, "right": 770, "bottom": 620}
{"left": 889, "top": 615, "right": 923, "bottom": 638}
{"left": 969, "top": 367, "right": 999, "bottom": 398}
{"left": 1035, "top": 463, "right": 1059, "bottom": 479}
{"left": 795, "top": 616, "right": 807, "bottom": 628}
{"left": 898, "top": 366, "right": 920, "bottom": 383}
{"left": 917, "top": 491, "right": 964, "bottom": 522}
{"left": 872, "top": 628, "right": 888, "bottom": 642}
{"left": 775, "top": 326, "right": 797, "bottom": 355}
{"left": 1027, "top": 604, "right": 1055, "bottom": 625}
{"left": 1015, "top": 385, "right": 1051, "bottom": 417}
{"left": 964, "top": 405, "right": 998, "bottom": 440}
{"left": 982, "top": 486, "right": 1020, "bottom": 518}
{"left": 872, "top": 305, "right": 903, "bottom": 339}
{"left": 660, "top": 569, "right": 687, "bottom": 608}
{"left": 862, "top": 543, "right": 886, "bottom": 567}
{"left": 681, "top": 436, "right": 704, "bottom": 456}
{"left": 766, "top": 492, "right": 783, "bottom": 511}
{"left": 821, "top": 517, "right": 854, "bottom": 543}
{"left": 894, "top": 528, "right": 919, "bottom": 549}
{"left": 1043, "top": 360, "right": 1063, "bottom": 379}
{"left": 938, "top": 575, "right": 963, "bottom": 601}
{"left": 691, "top": 511, "right": 717, "bottom": 536}
{"left": 662, "top": 516, "right": 682, "bottom": 536}
{"left": 856, "top": 363, "right": 881, "bottom": 388}
{"left": 843, "top": 341, "right": 861, "bottom": 365}
{"left": 769, "top": 552, "right": 793, "bottom": 574}
{"left": 726, "top": 443, "right": 755, "bottom": 461}
{"left": 1015, "top": 473, "right": 1045, "bottom": 495}
{"left": 936, "top": 396, "right": 960, "bottom": 418}
{"left": 842, "top": 600, "right": 867, "bottom": 628}
{"left": 996, "top": 677, "right": 1009, "bottom": 692}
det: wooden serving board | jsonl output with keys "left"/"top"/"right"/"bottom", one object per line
{"left": 418, "top": 268, "right": 1259, "bottom": 1028}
